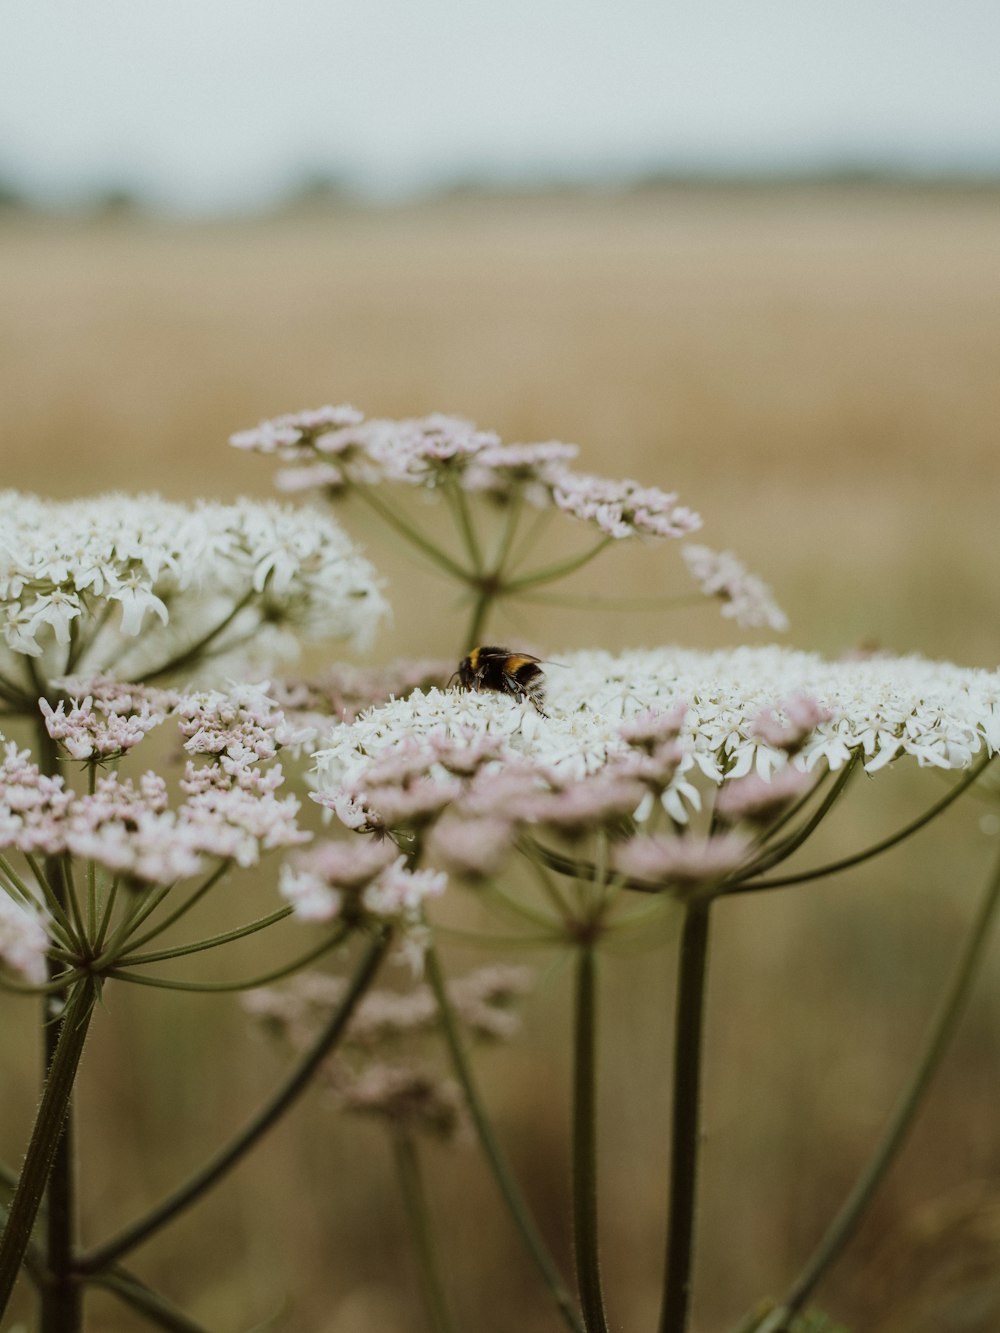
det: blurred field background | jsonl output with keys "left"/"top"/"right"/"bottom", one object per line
{"left": 2, "top": 184, "right": 1000, "bottom": 1331}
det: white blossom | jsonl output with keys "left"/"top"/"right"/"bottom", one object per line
{"left": 312, "top": 646, "right": 1000, "bottom": 823}
{"left": 0, "top": 492, "right": 387, "bottom": 686}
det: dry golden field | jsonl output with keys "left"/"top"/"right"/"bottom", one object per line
{"left": 2, "top": 187, "right": 1000, "bottom": 1332}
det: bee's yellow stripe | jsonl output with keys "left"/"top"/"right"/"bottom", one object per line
{"left": 505, "top": 654, "right": 536, "bottom": 672}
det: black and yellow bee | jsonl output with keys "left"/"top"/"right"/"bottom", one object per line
{"left": 454, "top": 646, "right": 548, "bottom": 716}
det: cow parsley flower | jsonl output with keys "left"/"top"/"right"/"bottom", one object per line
{"left": 312, "top": 646, "right": 1000, "bottom": 827}
{"left": 230, "top": 406, "right": 701, "bottom": 542}
{"left": 0, "top": 492, "right": 387, "bottom": 695}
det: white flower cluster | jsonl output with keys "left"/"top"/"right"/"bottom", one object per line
{"left": 312, "top": 646, "right": 1000, "bottom": 823}
{"left": 0, "top": 492, "right": 387, "bottom": 686}
{"left": 231, "top": 406, "right": 701, "bottom": 541}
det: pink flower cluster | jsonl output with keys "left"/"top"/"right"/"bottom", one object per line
{"left": 279, "top": 842, "right": 446, "bottom": 929}
{"left": 231, "top": 405, "right": 702, "bottom": 541}
{"left": 681, "top": 544, "right": 788, "bottom": 632}
{"left": 40, "top": 679, "right": 175, "bottom": 761}
{"left": 245, "top": 964, "right": 532, "bottom": 1138}
{"left": 1, "top": 681, "right": 309, "bottom": 888}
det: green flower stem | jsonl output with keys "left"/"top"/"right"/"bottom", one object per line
{"left": 0, "top": 980, "right": 97, "bottom": 1320}
{"left": 112, "top": 904, "right": 293, "bottom": 968}
{"left": 89, "top": 881, "right": 177, "bottom": 970}
{"left": 444, "top": 478, "right": 483, "bottom": 574}
{"left": 730, "top": 750, "right": 996, "bottom": 895}
{"left": 105, "top": 926, "right": 348, "bottom": 993}
{"left": 747, "top": 769, "right": 835, "bottom": 853}
{"left": 754, "top": 845, "right": 1000, "bottom": 1333}
{"left": 29, "top": 708, "right": 83, "bottom": 1333}
{"left": 514, "top": 590, "right": 704, "bottom": 612}
{"left": 487, "top": 490, "right": 525, "bottom": 581}
{"left": 393, "top": 1134, "right": 458, "bottom": 1333}
{"left": 64, "top": 598, "right": 113, "bottom": 676}
{"left": 0, "top": 1169, "right": 47, "bottom": 1290}
{"left": 741, "top": 757, "right": 860, "bottom": 879}
{"left": 503, "top": 536, "right": 615, "bottom": 593}
{"left": 60, "top": 857, "right": 87, "bottom": 953}
{"left": 0, "top": 673, "right": 30, "bottom": 710}
{"left": 572, "top": 942, "right": 610, "bottom": 1333}
{"left": 24, "top": 856, "right": 77, "bottom": 951}
{"left": 658, "top": 899, "right": 713, "bottom": 1333}
{"left": 87, "top": 1269, "right": 211, "bottom": 1333}
{"left": 0, "top": 969, "right": 85, "bottom": 997}
{"left": 75, "top": 929, "right": 392, "bottom": 1274}
{"left": 464, "top": 589, "right": 497, "bottom": 656}
{"left": 351, "top": 485, "right": 471, "bottom": 581}
{"left": 94, "top": 878, "right": 120, "bottom": 951}
{"left": 129, "top": 588, "right": 258, "bottom": 685}
{"left": 424, "top": 945, "right": 585, "bottom": 1333}
{"left": 113, "top": 863, "right": 232, "bottom": 956}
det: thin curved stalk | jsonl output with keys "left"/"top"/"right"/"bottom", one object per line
{"left": 572, "top": 943, "right": 610, "bottom": 1333}
{"left": 503, "top": 537, "right": 614, "bottom": 592}
{"left": 118, "top": 863, "right": 231, "bottom": 955}
{"left": 75, "top": 929, "right": 392, "bottom": 1274}
{"left": 128, "top": 589, "right": 258, "bottom": 685}
{"left": 658, "top": 900, "right": 712, "bottom": 1333}
{"left": 730, "top": 750, "right": 996, "bottom": 894}
{"left": 443, "top": 478, "right": 483, "bottom": 575}
{"left": 87, "top": 1269, "right": 211, "bottom": 1333}
{"left": 754, "top": 845, "right": 1000, "bottom": 1333}
{"left": 351, "top": 486, "right": 470, "bottom": 581}
{"left": 464, "top": 589, "right": 497, "bottom": 655}
{"left": 112, "top": 904, "right": 293, "bottom": 968}
{"left": 739, "top": 757, "right": 860, "bottom": 879}
{"left": 393, "top": 1134, "right": 457, "bottom": 1333}
{"left": 104, "top": 926, "right": 347, "bottom": 993}
{"left": 424, "top": 945, "right": 584, "bottom": 1333}
{"left": 0, "top": 980, "right": 97, "bottom": 1317}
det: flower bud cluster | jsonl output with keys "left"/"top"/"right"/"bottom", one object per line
{"left": 1, "top": 682, "right": 309, "bottom": 894}
{"left": 40, "top": 680, "right": 175, "bottom": 761}
{"left": 231, "top": 405, "right": 702, "bottom": 542}
{"left": 681, "top": 544, "right": 789, "bottom": 632}
{"left": 244, "top": 964, "right": 532, "bottom": 1139}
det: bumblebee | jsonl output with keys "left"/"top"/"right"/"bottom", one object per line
{"left": 454, "top": 646, "right": 548, "bottom": 716}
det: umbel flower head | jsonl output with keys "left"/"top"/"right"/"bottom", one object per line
{"left": 310, "top": 645, "right": 1000, "bottom": 835}
{"left": 244, "top": 964, "right": 533, "bottom": 1140}
{"left": 231, "top": 405, "right": 702, "bottom": 541}
{"left": 0, "top": 492, "right": 387, "bottom": 694}
{"left": 1, "top": 681, "right": 309, "bottom": 921}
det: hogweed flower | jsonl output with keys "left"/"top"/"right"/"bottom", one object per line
{"left": 314, "top": 646, "right": 1000, "bottom": 821}
{"left": 0, "top": 679, "right": 314, "bottom": 989}
{"left": 244, "top": 964, "right": 532, "bottom": 1139}
{"left": 228, "top": 406, "right": 796, "bottom": 645}
{"left": 299, "top": 645, "right": 1000, "bottom": 934}
{"left": 0, "top": 492, "right": 387, "bottom": 700}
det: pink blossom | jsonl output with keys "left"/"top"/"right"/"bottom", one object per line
{"left": 714, "top": 767, "right": 815, "bottom": 826}
{"left": 751, "top": 694, "right": 833, "bottom": 754}
{"left": 614, "top": 832, "right": 750, "bottom": 893}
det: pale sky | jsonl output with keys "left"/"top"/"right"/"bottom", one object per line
{"left": 2, "top": 0, "right": 999, "bottom": 210}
